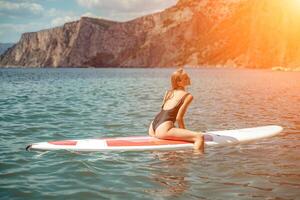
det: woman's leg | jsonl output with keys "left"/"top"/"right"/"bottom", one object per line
{"left": 156, "top": 127, "right": 204, "bottom": 152}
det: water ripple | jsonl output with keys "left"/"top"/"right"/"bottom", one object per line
{"left": 0, "top": 68, "right": 299, "bottom": 200}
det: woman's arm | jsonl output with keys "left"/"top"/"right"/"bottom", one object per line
{"left": 176, "top": 94, "right": 193, "bottom": 129}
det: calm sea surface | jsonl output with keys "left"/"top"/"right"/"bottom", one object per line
{"left": 0, "top": 68, "right": 299, "bottom": 200}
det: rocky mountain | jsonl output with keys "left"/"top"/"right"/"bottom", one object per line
{"left": 1, "top": 0, "right": 300, "bottom": 70}
{"left": 0, "top": 43, "right": 15, "bottom": 55}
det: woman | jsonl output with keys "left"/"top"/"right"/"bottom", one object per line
{"left": 148, "top": 68, "right": 204, "bottom": 152}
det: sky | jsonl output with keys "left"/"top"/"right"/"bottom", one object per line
{"left": 0, "top": 0, "right": 178, "bottom": 43}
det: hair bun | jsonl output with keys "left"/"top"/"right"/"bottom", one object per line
{"left": 177, "top": 67, "right": 184, "bottom": 73}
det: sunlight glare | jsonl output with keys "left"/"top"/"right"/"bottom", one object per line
{"left": 286, "top": 0, "right": 300, "bottom": 15}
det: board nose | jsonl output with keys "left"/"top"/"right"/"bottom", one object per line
{"left": 26, "top": 144, "right": 32, "bottom": 151}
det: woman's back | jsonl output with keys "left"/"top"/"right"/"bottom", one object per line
{"left": 162, "top": 90, "right": 189, "bottom": 110}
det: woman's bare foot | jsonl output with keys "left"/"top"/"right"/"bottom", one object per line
{"left": 193, "top": 133, "right": 204, "bottom": 153}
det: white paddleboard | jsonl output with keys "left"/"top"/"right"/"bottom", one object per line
{"left": 26, "top": 125, "right": 283, "bottom": 152}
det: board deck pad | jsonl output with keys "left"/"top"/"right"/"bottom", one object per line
{"left": 26, "top": 125, "right": 283, "bottom": 152}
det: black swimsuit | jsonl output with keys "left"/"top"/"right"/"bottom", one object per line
{"left": 152, "top": 93, "right": 190, "bottom": 132}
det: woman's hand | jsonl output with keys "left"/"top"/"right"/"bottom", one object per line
{"left": 177, "top": 118, "right": 185, "bottom": 129}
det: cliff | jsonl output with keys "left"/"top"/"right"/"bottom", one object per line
{"left": 1, "top": 0, "right": 300, "bottom": 69}
{"left": 0, "top": 43, "right": 15, "bottom": 55}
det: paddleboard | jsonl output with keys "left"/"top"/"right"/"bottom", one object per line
{"left": 26, "top": 125, "right": 283, "bottom": 152}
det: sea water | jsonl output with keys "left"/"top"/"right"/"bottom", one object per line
{"left": 0, "top": 68, "right": 299, "bottom": 200}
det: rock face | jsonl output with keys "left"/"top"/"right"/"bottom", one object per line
{"left": 1, "top": 0, "right": 300, "bottom": 69}
{"left": 0, "top": 43, "right": 15, "bottom": 55}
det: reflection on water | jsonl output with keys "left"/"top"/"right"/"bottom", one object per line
{"left": 0, "top": 68, "right": 299, "bottom": 199}
{"left": 146, "top": 151, "right": 192, "bottom": 198}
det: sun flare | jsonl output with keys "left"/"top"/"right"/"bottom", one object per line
{"left": 286, "top": 0, "right": 300, "bottom": 15}
{"left": 292, "top": 0, "right": 300, "bottom": 5}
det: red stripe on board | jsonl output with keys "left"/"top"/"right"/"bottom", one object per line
{"left": 49, "top": 140, "right": 77, "bottom": 146}
{"left": 107, "top": 139, "right": 191, "bottom": 147}
{"left": 99, "top": 136, "right": 150, "bottom": 140}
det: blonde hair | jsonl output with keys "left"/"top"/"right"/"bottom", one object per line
{"left": 171, "top": 67, "right": 185, "bottom": 90}
{"left": 163, "top": 68, "right": 187, "bottom": 102}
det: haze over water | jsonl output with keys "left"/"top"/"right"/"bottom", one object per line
{"left": 0, "top": 68, "right": 299, "bottom": 199}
